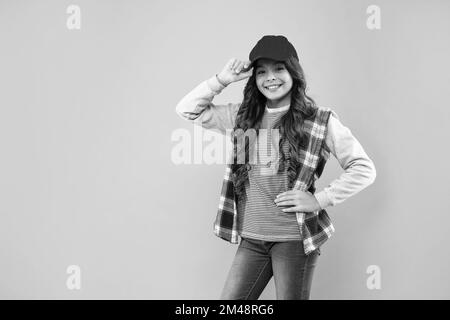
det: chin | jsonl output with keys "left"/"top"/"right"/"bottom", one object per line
{"left": 266, "top": 91, "right": 288, "bottom": 99}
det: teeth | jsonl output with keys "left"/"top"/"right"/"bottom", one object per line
{"left": 266, "top": 85, "right": 281, "bottom": 89}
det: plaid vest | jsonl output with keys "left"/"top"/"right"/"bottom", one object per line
{"left": 213, "top": 106, "right": 334, "bottom": 255}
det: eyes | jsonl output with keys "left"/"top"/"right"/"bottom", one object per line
{"left": 256, "top": 66, "right": 285, "bottom": 74}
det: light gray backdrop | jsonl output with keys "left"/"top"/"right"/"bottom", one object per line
{"left": 1, "top": 0, "right": 449, "bottom": 299}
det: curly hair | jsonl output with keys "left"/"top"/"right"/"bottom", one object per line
{"left": 230, "top": 56, "right": 319, "bottom": 201}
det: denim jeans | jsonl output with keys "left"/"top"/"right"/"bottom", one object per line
{"left": 220, "top": 237, "right": 321, "bottom": 300}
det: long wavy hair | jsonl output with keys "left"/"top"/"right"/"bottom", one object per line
{"left": 231, "top": 56, "right": 319, "bottom": 201}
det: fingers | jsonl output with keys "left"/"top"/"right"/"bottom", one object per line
{"left": 276, "top": 190, "right": 308, "bottom": 199}
{"left": 274, "top": 199, "right": 297, "bottom": 207}
{"left": 229, "top": 58, "right": 238, "bottom": 71}
{"left": 277, "top": 190, "right": 297, "bottom": 197}
{"left": 281, "top": 207, "right": 299, "bottom": 213}
{"left": 275, "top": 193, "right": 300, "bottom": 202}
{"left": 236, "top": 60, "right": 252, "bottom": 73}
{"left": 239, "top": 61, "right": 250, "bottom": 73}
{"left": 224, "top": 59, "right": 253, "bottom": 83}
{"left": 241, "top": 60, "right": 252, "bottom": 72}
{"left": 240, "top": 68, "right": 253, "bottom": 78}
{"left": 229, "top": 59, "right": 252, "bottom": 74}
{"left": 274, "top": 193, "right": 298, "bottom": 204}
{"left": 233, "top": 61, "right": 244, "bottom": 74}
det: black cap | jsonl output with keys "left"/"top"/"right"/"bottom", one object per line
{"left": 247, "top": 35, "right": 299, "bottom": 70}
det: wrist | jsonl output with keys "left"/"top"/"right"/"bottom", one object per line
{"left": 314, "top": 190, "right": 333, "bottom": 210}
{"left": 215, "top": 73, "right": 229, "bottom": 87}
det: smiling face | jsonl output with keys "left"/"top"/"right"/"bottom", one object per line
{"left": 255, "top": 58, "right": 293, "bottom": 108}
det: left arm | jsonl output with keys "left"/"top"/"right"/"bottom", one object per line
{"left": 313, "top": 110, "right": 377, "bottom": 209}
{"left": 275, "top": 110, "right": 377, "bottom": 211}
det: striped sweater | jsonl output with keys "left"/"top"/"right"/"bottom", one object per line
{"left": 237, "top": 104, "right": 304, "bottom": 241}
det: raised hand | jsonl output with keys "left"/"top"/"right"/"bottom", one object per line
{"left": 216, "top": 58, "right": 253, "bottom": 86}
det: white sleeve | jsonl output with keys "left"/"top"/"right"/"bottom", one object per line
{"left": 175, "top": 74, "right": 240, "bottom": 135}
{"left": 314, "top": 110, "right": 377, "bottom": 209}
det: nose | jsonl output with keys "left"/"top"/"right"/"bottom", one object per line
{"left": 265, "top": 70, "right": 276, "bottom": 81}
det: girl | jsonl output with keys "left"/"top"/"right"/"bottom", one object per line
{"left": 175, "top": 35, "right": 376, "bottom": 300}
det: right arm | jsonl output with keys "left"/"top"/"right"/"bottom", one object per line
{"left": 175, "top": 74, "right": 240, "bottom": 135}
{"left": 175, "top": 58, "right": 253, "bottom": 135}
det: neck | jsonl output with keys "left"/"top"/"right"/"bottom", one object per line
{"left": 265, "top": 103, "right": 290, "bottom": 113}
{"left": 266, "top": 93, "right": 291, "bottom": 110}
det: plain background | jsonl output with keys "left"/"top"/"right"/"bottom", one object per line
{"left": 1, "top": 0, "right": 449, "bottom": 299}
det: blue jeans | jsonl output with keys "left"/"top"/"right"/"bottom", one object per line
{"left": 220, "top": 237, "right": 321, "bottom": 300}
